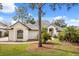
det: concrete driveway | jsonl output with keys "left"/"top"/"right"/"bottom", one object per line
{"left": 0, "top": 37, "right": 38, "bottom": 44}
{"left": 0, "top": 37, "right": 8, "bottom": 41}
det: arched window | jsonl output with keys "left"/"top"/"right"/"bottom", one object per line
{"left": 17, "top": 30, "right": 23, "bottom": 39}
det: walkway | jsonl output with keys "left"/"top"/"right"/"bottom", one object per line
{"left": 0, "top": 37, "right": 8, "bottom": 41}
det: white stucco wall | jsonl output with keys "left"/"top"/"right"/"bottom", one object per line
{"left": 0, "top": 23, "right": 7, "bottom": 37}
{"left": 9, "top": 30, "right": 15, "bottom": 41}
{"left": 9, "top": 22, "right": 28, "bottom": 41}
{"left": 48, "top": 25, "right": 58, "bottom": 36}
{"left": 28, "top": 30, "right": 38, "bottom": 40}
{"left": 0, "top": 30, "right": 6, "bottom": 37}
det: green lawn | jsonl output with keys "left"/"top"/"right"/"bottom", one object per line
{"left": 0, "top": 40, "right": 79, "bottom": 56}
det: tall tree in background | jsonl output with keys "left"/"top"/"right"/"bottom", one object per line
{"left": 52, "top": 19, "right": 67, "bottom": 27}
{"left": 0, "top": 3, "right": 78, "bottom": 47}
{"left": 13, "top": 7, "right": 35, "bottom": 24}
{"left": 30, "top": 3, "right": 45, "bottom": 47}
{"left": 29, "top": 3, "right": 78, "bottom": 47}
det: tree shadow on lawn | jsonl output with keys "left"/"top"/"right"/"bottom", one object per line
{"left": 46, "top": 42, "right": 61, "bottom": 45}
{"left": 42, "top": 42, "right": 61, "bottom": 49}
{"left": 27, "top": 42, "right": 62, "bottom": 53}
{"left": 27, "top": 41, "right": 79, "bottom": 55}
{"left": 54, "top": 48, "right": 79, "bottom": 55}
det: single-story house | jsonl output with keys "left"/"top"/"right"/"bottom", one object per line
{"left": 0, "top": 22, "right": 8, "bottom": 37}
{"left": 8, "top": 21, "right": 39, "bottom": 41}
{"left": 48, "top": 24, "right": 62, "bottom": 37}
{"left": 0, "top": 20, "right": 62, "bottom": 42}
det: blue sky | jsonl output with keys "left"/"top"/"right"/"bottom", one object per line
{"left": 0, "top": 3, "right": 79, "bottom": 26}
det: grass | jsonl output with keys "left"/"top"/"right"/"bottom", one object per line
{"left": 0, "top": 39, "right": 79, "bottom": 56}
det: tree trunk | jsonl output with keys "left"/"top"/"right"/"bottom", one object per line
{"left": 38, "top": 3, "right": 42, "bottom": 47}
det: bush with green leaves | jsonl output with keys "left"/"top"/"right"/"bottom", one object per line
{"left": 41, "top": 27, "right": 51, "bottom": 44}
{"left": 58, "top": 26, "right": 79, "bottom": 43}
{"left": 58, "top": 30, "right": 65, "bottom": 41}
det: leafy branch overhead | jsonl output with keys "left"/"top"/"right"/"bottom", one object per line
{"left": 49, "top": 3, "right": 78, "bottom": 11}
{"left": 12, "top": 7, "right": 35, "bottom": 24}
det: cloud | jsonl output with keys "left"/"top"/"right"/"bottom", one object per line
{"left": 66, "top": 19, "right": 79, "bottom": 26}
{"left": 0, "top": 16, "right": 8, "bottom": 24}
{"left": 11, "top": 20, "right": 17, "bottom": 25}
{"left": 0, "top": 3, "right": 16, "bottom": 13}
{"left": 53, "top": 16, "right": 66, "bottom": 20}
{"left": 0, "top": 17, "right": 4, "bottom": 22}
{"left": 52, "top": 16, "right": 79, "bottom": 26}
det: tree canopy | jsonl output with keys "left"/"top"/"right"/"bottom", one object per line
{"left": 52, "top": 19, "right": 67, "bottom": 27}
{"left": 12, "top": 7, "right": 35, "bottom": 24}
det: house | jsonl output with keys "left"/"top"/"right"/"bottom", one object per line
{"left": 0, "top": 20, "right": 62, "bottom": 41}
{"left": 48, "top": 24, "right": 62, "bottom": 37}
{"left": 0, "top": 22, "right": 8, "bottom": 37}
{"left": 8, "top": 21, "right": 38, "bottom": 41}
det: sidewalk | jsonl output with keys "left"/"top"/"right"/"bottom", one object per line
{"left": 0, "top": 37, "right": 8, "bottom": 41}
{"left": 0, "top": 41, "right": 38, "bottom": 44}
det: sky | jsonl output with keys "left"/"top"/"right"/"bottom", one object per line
{"left": 0, "top": 3, "right": 79, "bottom": 26}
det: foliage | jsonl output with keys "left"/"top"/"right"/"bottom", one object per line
{"left": 41, "top": 27, "right": 51, "bottom": 44}
{"left": 13, "top": 7, "right": 35, "bottom": 24}
{"left": 49, "top": 3, "right": 78, "bottom": 11}
{"left": 0, "top": 3, "right": 3, "bottom": 9}
{"left": 27, "top": 18, "right": 35, "bottom": 24}
{"left": 58, "top": 30, "right": 66, "bottom": 41}
{"left": 52, "top": 19, "right": 67, "bottom": 27}
{"left": 28, "top": 3, "right": 78, "bottom": 47}
{"left": 58, "top": 26, "right": 79, "bottom": 43}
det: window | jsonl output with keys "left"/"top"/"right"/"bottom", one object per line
{"left": 0, "top": 31, "right": 2, "bottom": 37}
{"left": 17, "top": 30, "right": 23, "bottom": 39}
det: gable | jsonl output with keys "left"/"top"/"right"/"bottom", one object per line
{"left": 10, "top": 22, "right": 30, "bottom": 30}
{"left": 10, "top": 21, "right": 30, "bottom": 29}
{"left": 48, "top": 25, "right": 55, "bottom": 29}
{"left": 9, "top": 21, "right": 38, "bottom": 31}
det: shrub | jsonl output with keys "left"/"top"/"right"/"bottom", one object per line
{"left": 58, "top": 26, "right": 79, "bottom": 43}
{"left": 42, "top": 32, "right": 51, "bottom": 44}
{"left": 41, "top": 27, "right": 51, "bottom": 44}
{"left": 53, "top": 35, "right": 58, "bottom": 38}
{"left": 58, "top": 30, "right": 65, "bottom": 41}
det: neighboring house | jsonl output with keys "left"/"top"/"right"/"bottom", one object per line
{"left": 48, "top": 24, "right": 62, "bottom": 37}
{"left": 8, "top": 21, "right": 38, "bottom": 41}
{"left": 0, "top": 22, "right": 8, "bottom": 37}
